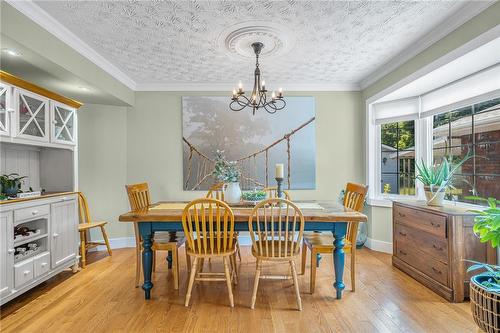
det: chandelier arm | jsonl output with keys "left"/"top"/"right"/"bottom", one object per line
{"left": 262, "top": 104, "right": 278, "bottom": 114}
{"left": 230, "top": 99, "right": 250, "bottom": 112}
{"left": 236, "top": 95, "right": 251, "bottom": 106}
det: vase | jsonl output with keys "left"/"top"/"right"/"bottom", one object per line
{"left": 224, "top": 182, "right": 241, "bottom": 204}
{"left": 424, "top": 186, "right": 445, "bottom": 206}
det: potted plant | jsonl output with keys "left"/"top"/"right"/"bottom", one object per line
{"left": 212, "top": 150, "right": 241, "bottom": 204}
{"left": 466, "top": 197, "right": 500, "bottom": 333}
{"left": 0, "top": 173, "right": 26, "bottom": 197}
{"left": 415, "top": 153, "right": 472, "bottom": 206}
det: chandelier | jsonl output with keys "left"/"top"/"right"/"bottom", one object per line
{"left": 230, "top": 42, "right": 285, "bottom": 115}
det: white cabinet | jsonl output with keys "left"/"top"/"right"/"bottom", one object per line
{"left": 14, "top": 88, "right": 50, "bottom": 143}
{"left": 0, "top": 211, "right": 14, "bottom": 299}
{"left": 0, "top": 82, "right": 13, "bottom": 137}
{"left": 51, "top": 101, "right": 76, "bottom": 145}
{"left": 51, "top": 199, "right": 78, "bottom": 268}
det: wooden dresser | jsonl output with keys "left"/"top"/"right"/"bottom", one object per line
{"left": 392, "top": 201, "right": 496, "bottom": 302}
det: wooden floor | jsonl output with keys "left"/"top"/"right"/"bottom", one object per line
{"left": 0, "top": 247, "right": 478, "bottom": 333}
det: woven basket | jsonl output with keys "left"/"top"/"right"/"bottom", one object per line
{"left": 471, "top": 275, "right": 500, "bottom": 333}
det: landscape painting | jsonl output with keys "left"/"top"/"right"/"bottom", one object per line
{"left": 182, "top": 96, "right": 316, "bottom": 191}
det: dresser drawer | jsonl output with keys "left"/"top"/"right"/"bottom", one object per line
{"left": 14, "top": 259, "right": 34, "bottom": 288}
{"left": 394, "top": 204, "right": 447, "bottom": 238}
{"left": 14, "top": 204, "right": 50, "bottom": 223}
{"left": 395, "top": 223, "right": 448, "bottom": 262}
{"left": 33, "top": 252, "right": 50, "bottom": 278}
{"left": 396, "top": 242, "right": 448, "bottom": 286}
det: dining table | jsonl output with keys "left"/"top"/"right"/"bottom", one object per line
{"left": 118, "top": 200, "right": 368, "bottom": 300}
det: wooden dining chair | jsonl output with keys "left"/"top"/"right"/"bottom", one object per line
{"left": 125, "top": 183, "right": 185, "bottom": 289}
{"left": 301, "top": 182, "right": 368, "bottom": 293}
{"left": 77, "top": 192, "right": 112, "bottom": 268}
{"left": 182, "top": 198, "right": 237, "bottom": 307}
{"left": 263, "top": 186, "right": 291, "bottom": 200}
{"left": 206, "top": 182, "right": 241, "bottom": 262}
{"left": 248, "top": 198, "right": 305, "bottom": 310}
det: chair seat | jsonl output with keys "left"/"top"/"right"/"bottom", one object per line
{"left": 186, "top": 238, "right": 236, "bottom": 257}
{"left": 303, "top": 232, "right": 352, "bottom": 252}
{"left": 78, "top": 220, "right": 107, "bottom": 231}
{"left": 252, "top": 240, "right": 301, "bottom": 259}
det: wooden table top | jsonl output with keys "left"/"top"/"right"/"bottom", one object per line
{"left": 118, "top": 200, "right": 368, "bottom": 223}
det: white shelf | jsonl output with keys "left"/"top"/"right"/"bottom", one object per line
{"left": 14, "top": 231, "right": 48, "bottom": 247}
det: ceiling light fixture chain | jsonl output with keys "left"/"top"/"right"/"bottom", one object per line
{"left": 230, "top": 42, "right": 285, "bottom": 115}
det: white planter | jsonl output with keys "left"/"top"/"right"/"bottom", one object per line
{"left": 424, "top": 186, "right": 446, "bottom": 206}
{"left": 224, "top": 182, "right": 242, "bottom": 204}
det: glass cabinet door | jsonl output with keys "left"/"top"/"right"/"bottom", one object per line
{"left": 51, "top": 102, "right": 76, "bottom": 145}
{"left": 15, "top": 89, "right": 49, "bottom": 142}
{"left": 0, "top": 83, "right": 12, "bottom": 136}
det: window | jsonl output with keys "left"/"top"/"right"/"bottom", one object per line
{"left": 432, "top": 97, "right": 500, "bottom": 203}
{"left": 380, "top": 120, "right": 416, "bottom": 195}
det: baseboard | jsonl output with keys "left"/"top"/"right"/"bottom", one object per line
{"left": 365, "top": 237, "right": 393, "bottom": 254}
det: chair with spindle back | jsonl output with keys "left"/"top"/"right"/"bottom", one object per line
{"left": 205, "top": 183, "right": 242, "bottom": 263}
{"left": 301, "top": 182, "right": 368, "bottom": 293}
{"left": 182, "top": 198, "right": 237, "bottom": 307}
{"left": 263, "top": 186, "right": 291, "bottom": 200}
{"left": 77, "top": 192, "right": 112, "bottom": 268}
{"left": 125, "top": 183, "right": 185, "bottom": 289}
{"left": 248, "top": 198, "right": 305, "bottom": 310}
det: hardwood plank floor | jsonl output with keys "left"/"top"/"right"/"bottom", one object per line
{"left": 0, "top": 247, "right": 478, "bottom": 333}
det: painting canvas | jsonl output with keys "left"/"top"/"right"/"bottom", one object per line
{"left": 182, "top": 96, "right": 316, "bottom": 191}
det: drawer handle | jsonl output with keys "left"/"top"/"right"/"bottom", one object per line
{"left": 431, "top": 267, "right": 442, "bottom": 274}
{"left": 23, "top": 270, "right": 31, "bottom": 275}
{"left": 430, "top": 222, "right": 441, "bottom": 228}
{"left": 53, "top": 233, "right": 59, "bottom": 238}
{"left": 41, "top": 263, "right": 47, "bottom": 267}
{"left": 7, "top": 248, "right": 15, "bottom": 254}
{"left": 399, "top": 231, "right": 407, "bottom": 237}
{"left": 61, "top": 197, "right": 68, "bottom": 201}
{"left": 399, "top": 250, "right": 407, "bottom": 256}
{"left": 398, "top": 212, "right": 406, "bottom": 218}
{"left": 32, "top": 210, "right": 39, "bottom": 215}
{"left": 432, "top": 244, "right": 444, "bottom": 251}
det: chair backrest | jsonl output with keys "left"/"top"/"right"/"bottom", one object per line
{"left": 182, "top": 198, "right": 235, "bottom": 255}
{"left": 263, "top": 186, "right": 291, "bottom": 200}
{"left": 248, "top": 198, "right": 305, "bottom": 258}
{"left": 343, "top": 182, "right": 368, "bottom": 243}
{"left": 206, "top": 182, "right": 225, "bottom": 201}
{"left": 125, "top": 182, "right": 151, "bottom": 210}
{"left": 77, "top": 192, "right": 91, "bottom": 225}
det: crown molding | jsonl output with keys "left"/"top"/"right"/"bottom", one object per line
{"left": 135, "top": 82, "right": 360, "bottom": 92}
{"left": 6, "top": 0, "right": 137, "bottom": 90}
{"left": 358, "top": 1, "right": 496, "bottom": 90}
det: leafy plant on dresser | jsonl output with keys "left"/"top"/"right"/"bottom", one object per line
{"left": 466, "top": 197, "right": 500, "bottom": 332}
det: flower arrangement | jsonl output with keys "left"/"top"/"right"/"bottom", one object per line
{"left": 242, "top": 190, "right": 266, "bottom": 202}
{"left": 212, "top": 150, "right": 241, "bottom": 183}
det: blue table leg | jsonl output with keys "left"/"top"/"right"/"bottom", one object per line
{"left": 139, "top": 222, "right": 154, "bottom": 300}
{"left": 332, "top": 222, "right": 347, "bottom": 299}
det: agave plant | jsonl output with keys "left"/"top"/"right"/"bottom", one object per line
{"left": 415, "top": 152, "right": 473, "bottom": 194}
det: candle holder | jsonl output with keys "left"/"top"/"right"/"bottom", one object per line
{"left": 275, "top": 177, "right": 284, "bottom": 199}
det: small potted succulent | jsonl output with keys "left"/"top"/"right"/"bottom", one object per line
{"left": 0, "top": 173, "right": 26, "bottom": 197}
{"left": 415, "top": 153, "right": 472, "bottom": 206}
{"left": 466, "top": 197, "right": 500, "bottom": 332}
{"left": 212, "top": 150, "right": 241, "bottom": 204}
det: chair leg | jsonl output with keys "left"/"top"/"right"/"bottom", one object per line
{"left": 351, "top": 248, "right": 356, "bottom": 292}
{"left": 100, "top": 226, "right": 112, "bottom": 256}
{"left": 236, "top": 242, "right": 242, "bottom": 261}
{"left": 172, "top": 247, "right": 179, "bottom": 290}
{"left": 186, "top": 250, "right": 191, "bottom": 273}
{"left": 251, "top": 259, "right": 261, "bottom": 309}
{"left": 310, "top": 249, "right": 317, "bottom": 294}
{"left": 185, "top": 257, "right": 198, "bottom": 307}
{"left": 152, "top": 249, "right": 156, "bottom": 272}
{"left": 290, "top": 260, "right": 302, "bottom": 311}
{"left": 301, "top": 242, "right": 307, "bottom": 275}
{"left": 135, "top": 245, "right": 141, "bottom": 288}
{"left": 79, "top": 231, "right": 86, "bottom": 269}
{"left": 198, "top": 258, "right": 204, "bottom": 273}
{"left": 230, "top": 253, "right": 238, "bottom": 284}
{"left": 223, "top": 256, "right": 234, "bottom": 308}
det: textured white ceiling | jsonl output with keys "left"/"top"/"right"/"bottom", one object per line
{"left": 34, "top": 1, "right": 468, "bottom": 89}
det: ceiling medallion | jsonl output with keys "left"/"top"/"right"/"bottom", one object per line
{"left": 230, "top": 42, "right": 285, "bottom": 115}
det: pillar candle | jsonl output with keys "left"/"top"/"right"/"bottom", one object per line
{"left": 275, "top": 163, "right": 284, "bottom": 178}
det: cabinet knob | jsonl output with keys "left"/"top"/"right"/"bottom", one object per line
{"left": 431, "top": 267, "right": 442, "bottom": 274}
{"left": 7, "top": 248, "right": 15, "bottom": 254}
{"left": 23, "top": 270, "right": 30, "bottom": 275}
{"left": 32, "top": 210, "right": 39, "bottom": 215}
{"left": 7, "top": 108, "right": 15, "bottom": 113}
{"left": 430, "top": 222, "right": 440, "bottom": 228}
{"left": 399, "top": 250, "right": 407, "bottom": 256}
{"left": 41, "top": 263, "right": 47, "bottom": 267}
{"left": 432, "top": 244, "right": 443, "bottom": 251}
{"left": 399, "top": 231, "right": 407, "bottom": 237}
{"left": 53, "top": 233, "right": 59, "bottom": 238}
{"left": 61, "top": 197, "right": 67, "bottom": 201}
{"left": 398, "top": 212, "right": 406, "bottom": 218}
